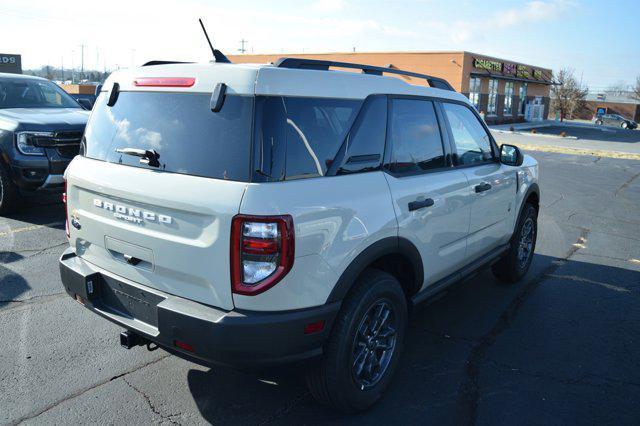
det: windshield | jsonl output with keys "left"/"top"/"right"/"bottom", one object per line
{"left": 0, "top": 78, "right": 81, "bottom": 109}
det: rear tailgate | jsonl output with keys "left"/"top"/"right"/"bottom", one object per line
{"left": 66, "top": 156, "right": 246, "bottom": 310}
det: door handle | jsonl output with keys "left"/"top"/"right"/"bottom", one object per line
{"left": 475, "top": 182, "right": 492, "bottom": 193}
{"left": 408, "top": 198, "right": 434, "bottom": 211}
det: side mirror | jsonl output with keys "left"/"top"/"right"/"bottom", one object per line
{"left": 77, "top": 98, "right": 93, "bottom": 110}
{"left": 500, "top": 144, "right": 523, "bottom": 166}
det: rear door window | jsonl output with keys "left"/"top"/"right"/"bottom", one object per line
{"left": 253, "top": 96, "right": 362, "bottom": 181}
{"left": 387, "top": 98, "right": 446, "bottom": 174}
{"left": 84, "top": 92, "right": 253, "bottom": 181}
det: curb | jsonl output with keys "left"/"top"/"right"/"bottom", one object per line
{"left": 519, "top": 144, "right": 640, "bottom": 160}
{"left": 491, "top": 129, "right": 578, "bottom": 140}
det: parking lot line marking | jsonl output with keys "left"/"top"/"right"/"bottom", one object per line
{"left": 0, "top": 222, "right": 64, "bottom": 237}
{"left": 630, "top": 259, "right": 640, "bottom": 264}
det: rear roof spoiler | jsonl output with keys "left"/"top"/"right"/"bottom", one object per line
{"left": 274, "top": 57, "right": 455, "bottom": 91}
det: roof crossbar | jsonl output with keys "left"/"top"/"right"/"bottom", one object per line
{"left": 274, "top": 57, "right": 455, "bottom": 91}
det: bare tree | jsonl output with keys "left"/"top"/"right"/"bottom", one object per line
{"left": 633, "top": 76, "right": 640, "bottom": 101}
{"left": 550, "top": 68, "right": 588, "bottom": 121}
{"left": 604, "top": 81, "right": 630, "bottom": 96}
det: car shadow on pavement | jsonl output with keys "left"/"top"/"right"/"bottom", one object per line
{"left": 0, "top": 263, "right": 31, "bottom": 308}
{"left": 185, "top": 252, "right": 639, "bottom": 424}
{"left": 4, "top": 199, "right": 65, "bottom": 229}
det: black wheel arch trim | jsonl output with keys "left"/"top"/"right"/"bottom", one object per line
{"left": 326, "top": 236, "right": 424, "bottom": 303}
{"left": 513, "top": 182, "right": 540, "bottom": 235}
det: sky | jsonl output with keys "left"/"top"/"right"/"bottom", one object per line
{"left": 0, "top": 0, "right": 638, "bottom": 91}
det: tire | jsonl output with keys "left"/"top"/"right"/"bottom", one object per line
{"left": 595, "top": 120, "right": 602, "bottom": 125}
{"left": 621, "top": 122, "right": 628, "bottom": 129}
{"left": 0, "top": 162, "right": 20, "bottom": 215}
{"left": 492, "top": 203, "right": 538, "bottom": 283}
{"left": 306, "top": 269, "right": 407, "bottom": 413}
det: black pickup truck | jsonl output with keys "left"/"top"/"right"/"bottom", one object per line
{"left": 0, "top": 73, "right": 89, "bottom": 214}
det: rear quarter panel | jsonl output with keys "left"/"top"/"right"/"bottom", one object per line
{"left": 235, "top": 171, "right": 397, "bottom": 311}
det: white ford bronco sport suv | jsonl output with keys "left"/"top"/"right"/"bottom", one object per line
{"left": 59, "top": 57, "right": 539, "bottom": 412}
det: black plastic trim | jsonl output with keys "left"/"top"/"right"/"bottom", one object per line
{"left": 274, "top": 57, "right": 455, "bottom": 91}
{"left": 411, "top": 243, "right": 509, "bottom": 306}
{"left": 59, "top": 248, "right": 340, "bottom": 367}
{"left": 326, "top": 236, "right": 423, "bottom": 303}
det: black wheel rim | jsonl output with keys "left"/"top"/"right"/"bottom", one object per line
{"left": 517, "top": 217, "right": 535, "bottom": 269}
{"left": 350, "top": 300, "right": 397, "bottom": 391}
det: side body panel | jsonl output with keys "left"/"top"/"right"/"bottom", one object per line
{"left": 384, "top": 169, "right": 472, "bottom": 288}
{"left": 235, "top": 171, "right": 397, "bottom": 311}
{"left": 462, "top": 162, "right": 518, "bottom": 259}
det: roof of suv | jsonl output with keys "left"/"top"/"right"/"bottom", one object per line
{"left": 103, "top": 61, "right": 469, "bottom": 103}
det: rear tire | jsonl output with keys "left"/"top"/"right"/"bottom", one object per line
{"left": 0, "top": 162, "right": 20, "bottom": 215}
{"left": 492, "top": 203, "right": 538, "bottom": 283}
{"left": 595, "top": 119, "right": 602, "bottom": 125}
{"left": 306, "top": 269, "right": 407, "bottom": 413}
{"left": 621, "top": 122, "right": 628, "bottom": 129}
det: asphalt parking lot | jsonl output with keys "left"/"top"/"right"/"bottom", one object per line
{"left": 2, "top": 151, "right": 639, "bottom": 425}
{"left": 531, "top": 125, "right": 640, "bottom": 143}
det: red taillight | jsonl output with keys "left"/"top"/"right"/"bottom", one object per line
{"left": 133, "top": 77, "right": 195, "bottom": 87}
{"left": 63, "top": 179, "right": 69, "bottom": 239}
{"left": 230, "top": 215, "right": 294, "bottom": 296}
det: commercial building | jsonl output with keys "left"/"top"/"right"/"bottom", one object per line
{"left": 229, "top": 51, "right": 553, "bottom": 124}
{"left": 574, "top": 93, "right": 640, "bottom": 122}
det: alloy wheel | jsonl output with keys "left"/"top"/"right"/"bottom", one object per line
{"left": 517, "top": 217, "right": 535, "bottom": 269}
{"left": 351, "top": 300, "right": 397, "bottom": 391}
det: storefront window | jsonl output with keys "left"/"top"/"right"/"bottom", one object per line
{"left": 468, "top": 77, "right": 481, "bottom": 110}
{"left": 487, "top": 79, "right": 498, "bottom": 115}
{"left": 519, "top": 83, "right": 528, "bottom": 115}
{"left": 504, "top": 81, "right": 514, "bottom": 116}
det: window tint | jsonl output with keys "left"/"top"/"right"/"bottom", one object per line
{"left": 283, "top": 97, "right": 361, "bottom": 179}
{"left": 442, "top": 102, "right": 494, "bottom": 166}
{"left": 388, "top": 99, "right": 445, "bottom": 174}
{"left": 84, "top": 92, "right": 253, "bottom": 181}
{"left": 0, "top": 79, "right": 80, "bottom": 109}
{"left": 336, "top": 96, "right": 387, "bottom": 175}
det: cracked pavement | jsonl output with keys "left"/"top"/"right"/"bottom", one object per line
{"left": 1, "top": 151, "right": 639, "bottom": 425}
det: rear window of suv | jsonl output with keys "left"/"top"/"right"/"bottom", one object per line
{"left": 84, "top": 92, "right": 253, "bottom": 181}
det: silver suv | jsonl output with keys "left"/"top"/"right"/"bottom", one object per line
{"left": 59, "top": 58, "right": 539, "bottom": 412}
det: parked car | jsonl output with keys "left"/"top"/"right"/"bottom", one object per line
{"left": 59, "top": 58, "right": 539, "bottom": 412}
{"left": 0, "top": 73, "right": 89, "bottom": 214}
{"left": 594, "top": 113, "right": 638, "bottom": 129}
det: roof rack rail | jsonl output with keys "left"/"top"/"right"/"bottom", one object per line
{"left": 274, "top": 57, "right": 455, "bottom": 91}
{"left": 142, "top": 60, "right": 194, "bottom": 67}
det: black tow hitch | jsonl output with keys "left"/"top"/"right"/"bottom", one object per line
{"left": 119, "top": 330, "right": 158, "bottom": 351}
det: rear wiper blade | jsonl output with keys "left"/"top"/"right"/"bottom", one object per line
{"left": 115, "top": 147, "right": 161, "bottom": 168}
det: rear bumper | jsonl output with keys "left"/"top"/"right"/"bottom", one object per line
{"left": 59, "top": 247, "right": 339, "bottom": 367}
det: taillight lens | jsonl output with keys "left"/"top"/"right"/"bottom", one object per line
{"left": 63, "top": 179, "right": 69, "bottom": 239}
{"left": 230, "top": 215, "right": 294, "bottom": 296}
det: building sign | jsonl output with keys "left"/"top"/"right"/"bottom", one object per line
{"left": 0, "top": 54, "right": 22, "bottom": 74}
{"left": 516, "top": 65, "right": 531, "bottom": 79}
{"left": 474, "top": 58, "right": 502, "bottom": 72}
{"left": 503, "top": 63, "right": 516, "bottom": 75}
{"left": 474, "top": 57, "right": 549, "bottom": 83}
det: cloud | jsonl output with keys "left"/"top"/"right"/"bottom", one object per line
{"left": 443, "top": 0, "right": 573, "bottom": 44}
{"left": 310, "top": 0, "right": 347, "bottom": 14}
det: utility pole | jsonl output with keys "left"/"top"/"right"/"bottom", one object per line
{"left": 79, "top": 44, "right": 85, "bottom": 75}
{"left": 238, "top": 39, "right": 248, "bottom": 54}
